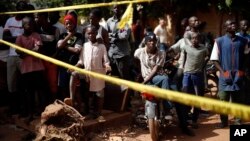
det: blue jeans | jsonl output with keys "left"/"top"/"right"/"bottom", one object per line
{"left": 145, "top": 75, "right": 172, "bottom": 118}
{"left": 182, "top": 72, "right": 204, "bottom": 122}
{"left": 147, "top": 75, "right": 170, "bottom": 89}
{"left": 159, "top": 43, "right": 168, "bottom": 52}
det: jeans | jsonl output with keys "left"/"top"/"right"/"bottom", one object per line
{"left": 159, "top": 43, "right": 168, "bottom": 52}
{"left": 147, "top": 75, "right": 170, "bottom": 89}
{"left": 146, "top": 75, "right": 172, "bottom": 116}
{"left": 182, "top": 72, "right": 204, "bottom": 123}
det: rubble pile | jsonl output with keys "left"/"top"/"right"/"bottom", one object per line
{"left": 35, "top": 100, "right": 85, "bottom": 141}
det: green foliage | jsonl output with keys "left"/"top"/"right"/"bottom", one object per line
{"left": 0, "top": 0, "right": 19, "bottom": 12}
{"left": 31, "top": 0, "right": 112, "bottom": 18}
{"left": 225, "top": 0, "right": 232, "bottom": 7}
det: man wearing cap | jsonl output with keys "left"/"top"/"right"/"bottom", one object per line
{"left": 134, "top": 32, "right": 168, "bottom": 141}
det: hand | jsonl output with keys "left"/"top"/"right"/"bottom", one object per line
{"left": 105, "top": 66, "right": 112, "bottom": 74}
{"left": 33, "top": 45, "right": 39, "bottom": 52}
{"left": 67, "top": 68, "right": 74, "bottom": 74}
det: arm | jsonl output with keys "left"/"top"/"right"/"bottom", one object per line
{"left": 66, "top": 44, "right": 82, "bottom": 54}
{"left": 3, "top": 30, "right": 16, "bottom": 43}
{"left": 142, "top": 65, "right": 160, "bottom": 84}
{"left": 116, "top": 24, "right": 131, "bottom": 40}
{"left": 57, "top": 32, "right": 75, "bottom": 49}
{"left": 102, "top": 44, "right": 111, "bottom": 72}
{"left": 75, "top": 45, "right": 85, "bottom": 68}
{"left": 142, "top": 51, "right": 165, "bottom": 84}
{"left": 210, "top": 41, "right": 223, "bottom": 73}
{"left": 102, "top": 28, "right": 110, "bottom": 51}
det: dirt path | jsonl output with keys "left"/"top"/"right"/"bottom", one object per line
{"left": 103, "top": 113, "right": 230, "bottom": 141}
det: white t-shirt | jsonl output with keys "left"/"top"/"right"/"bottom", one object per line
{"left": 4, "top": 17, "right": 24, "bottom": 56}
{"left": 0, "top": 26, "right": 9, "bottom": 62}
{"left": 154, "top": 25, "right": 168, "bottom": 44}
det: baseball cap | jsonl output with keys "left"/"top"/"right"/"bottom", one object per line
{"left": 145, "top": 32, "right": 157, "bottom": 42}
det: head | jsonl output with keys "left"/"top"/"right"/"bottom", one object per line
{"left": 145, "top": 32, "right": 157, "bottom": 53}
{"left": 144, "top": 26, "right": 153, "bottom": 35}
{"left": 159, "top": 18, "right": 166, "bottom": 27}
{"left": 190, "top": 32, "right": 200, "bottom": 47}
{"left": 239, "top": 20, "right": 249, "bottom": 33}
{"left": 188, "top": 16, "right": 200, "bottom": 29}
{"left": 36, "top": 12, "right": 49, "bottom": 26}
{"left": 16, "top": 1, "right": 28, "bottom": 19}
{"left": 67, "top": 10, "right": 78, "bottom": 22}
{"left": 22, "top": 16, "right": 35, "bottom": 35}
{"left": 49, "top": 11, "right": 61, "bottom": 25}
{"left": 224, "top": 19, "right": 237, "bottom": 34}
{"left": 64, "top": 14, "right": 77, "bottom": 32}
{"left": 112, "top": 4, "right": 123, "bottom": 18}
{"left": 26, "top": 4, "right": 35, "bottom": 19}
{"left": 181, "top": 18, "right": 189, "bottom": 29}
{"left": 16, "top": 1, "right": 28, "bottom": 11}
{"left": 89, "top": 8, "right": 102, "bottom": 26}
{"left": 86, "top": 25, "right": 98, "bottom": 43}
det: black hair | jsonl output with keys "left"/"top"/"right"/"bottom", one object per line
{"left": 86, "top": 25, "right": 98, "bottom": 32}
{"left": 22, "top": 16, "right": 35, "bottom": 26}
{"left": 145, "top": 26, "right": 153, "bottom": 33}
{"left": 38, "top": 12, "right": 49, "bottom": 19}
{"left": 16, "top": 1, "right": 28, "bottom": 11}
{"left": 90, "top": 8, "right": 102, "bottom": 19}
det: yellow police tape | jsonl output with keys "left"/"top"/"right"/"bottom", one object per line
{"left": 0, "top": 0, "right": 155, "bottom": 15}
{"left": 1, "top": 39, "right": 250, "bottom": 121}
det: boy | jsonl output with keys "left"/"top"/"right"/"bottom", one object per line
{"left": 169, "top": 32, "right": 209, "bottom": 129}
{"left": 16, "top": 16, "right": 45, "bottom": 120}
{"left": 73, "top": 25, "right": 111, "bottom": 122}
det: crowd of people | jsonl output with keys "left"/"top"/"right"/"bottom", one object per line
{"left": 0, "top": 1, "right": 250, "bottom": 140}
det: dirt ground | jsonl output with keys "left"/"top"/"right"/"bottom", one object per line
{"left": 0, "top": 110, "right": 232, "bottom": 141}
{"left": 0, "top": 78, "right": 232, "bottom": 141}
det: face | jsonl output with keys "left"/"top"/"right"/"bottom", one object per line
{"left": 113, "top": 5, "right": 122, "bottom": 17}
{"left": 65, "top": 20, "right": 75, "bottom": 32}
{"left": 190, "top": 17, "right": 200, "bottom": 28}
{"left": 191, "top": 33, "right": 200, "bottom": 47}
{"left": 240, "top": 20, "right": 249, "bottom": 31}
{"left": 146, "top": 38, "right": 157, "bottom": 53}
{"left": 23, "top": 19, "right": 34, "bottom": 35}
{"left": 159, "top": 19, "right": 166, "bottom": 26}
{"left": 87, "top": 27, "right": 97, "bottom": 43}
{"left": 89, "top": 13, "right": 100, "bottom": 26}
{"left": 225, "top": 20, "right": 237, "bottom": 33}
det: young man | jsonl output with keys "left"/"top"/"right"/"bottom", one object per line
{"left": 154, "top": 17, "right": 169, "bottom": 51}
{"left": 3, "top": 1, "right": 28, "bottom": 115}
{"left": 210, "top": 19, "right": 249, "bottom": 128}
{"left": 105, "top": 4, "right": 132, "bottom": 80}
{"left": 169, "top": 32, "right": 208, "bottom": 135}
{"left": 134, "top": 32, "right": 168, "bottom": 141}
{"left": 36, "top": 12, "right": 60, "bottom": 101}
{"left": 236, "top": 20, "right": 250, "bottom": 105}
{"left": 86, "top": 8, "right": 109, "bottom": 50}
